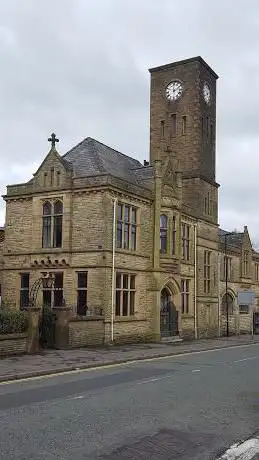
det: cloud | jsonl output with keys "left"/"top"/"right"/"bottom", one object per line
{"left": 1, "top": 0, "right": 259, "bottom": 243}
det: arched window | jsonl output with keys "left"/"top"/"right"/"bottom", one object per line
{"left": 160, "top": 215, "right": 168, "bottom": 254}
{"left": 42, "top": 201, "right": 52, "bottom": 248}
{"left": 222, "top": 293, "right": 234, "bottom": 315}
{"left": 53, "top": 200, "right": 63, "bottom": 248}
{"left": 54, "top": 200, "right": 63, "bottom": 215}
{"left": 43, "top": 201, "right": 51, "bottom": 215}
{"left": 42, "top": 200, "right": 63, "bottom": 248}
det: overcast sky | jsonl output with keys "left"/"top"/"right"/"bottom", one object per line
{"left": 1, "top": 0, "right": 259, "bottom": 244}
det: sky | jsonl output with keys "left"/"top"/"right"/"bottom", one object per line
{"left": 1, "top": 0, "right": 259, "bottom": 245}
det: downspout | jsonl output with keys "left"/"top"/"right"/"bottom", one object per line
{"left": 218, "top": 251, "right": 221, "bottom": 337}
{"left": 194, "top": 223, "right": 198, "bottom": 339}
{"left": 111, "top": 197, "right": 118, "bottom": 343}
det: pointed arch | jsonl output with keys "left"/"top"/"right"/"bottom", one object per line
{"left": 54, "top": 200, "right": 63, "bottom": 215}
{"left": 160, "top": 280, "right": 179, "bottom": 337}
{"left": 161, "top": 277, "right": 181, "bottom": 296}
{"left": 42, "top": 199, "right": 63, "bottom": 249}
{"left": 42, "top": 201, "right": 52, "bottom": 247}
{"left": 222, "top": 292, "right": 235, "bottom": 315}
{"left": 43, "top": 201, "right": 51, "bottom": 215}
{"left": 53, "top": 200, "right": 63, "bottom": 248}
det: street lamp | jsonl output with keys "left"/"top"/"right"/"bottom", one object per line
{"left": 29, "top": 272, "right": 55, "bottom": 308}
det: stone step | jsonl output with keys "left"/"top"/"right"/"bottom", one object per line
{"left": 160, "top": 337, "right": 183, "bottom": 344}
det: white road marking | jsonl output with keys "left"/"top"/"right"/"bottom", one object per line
{"left": 137, "top": 368, "right": 201, "bottom": 385}
{"left": 217, "top": 437, "right": 259, "bottom": 459}
{"left": 0, "top": 342, "right": 259, "bottom": 386}
{"left": 137, "top": 377, "right": 162, "bottom": 385}
{"left": 233, "top": 356, "right": 257, "bottom": 363}
{"left": 68, "top": 395, "right": 84, "bottom": 400}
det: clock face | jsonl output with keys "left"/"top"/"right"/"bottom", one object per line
{"left": 165, "top": 80, "right": 183, "bottom": 101}
{"left": 203, "top": 83, "right": 211, "bottom": 104}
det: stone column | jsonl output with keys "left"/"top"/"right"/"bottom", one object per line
{"left": 53, "top": 307, "right": 71, "bottom": 349}
{"left": 27, "top": 307, "right": 41, "bottom": 354}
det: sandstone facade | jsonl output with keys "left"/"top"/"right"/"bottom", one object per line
{"left": 0, "top": 56, "right": 258, "bottom": 344}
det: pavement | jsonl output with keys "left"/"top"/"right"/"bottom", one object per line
{"left": 0, "top": 335, "right": 259, "bottom": 382}
{"left": 0, "top": 341, "right": 259, "bottom": 459}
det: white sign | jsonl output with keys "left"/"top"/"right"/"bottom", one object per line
{"left": 237, "top": 290, "right": 256, "bottom": 306}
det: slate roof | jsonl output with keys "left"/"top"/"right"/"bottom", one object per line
{"left": 219, "top": 228, "right": 244, "bottom": 248}
{"left": 62, "top": 137, "right": 152, "bottom": 188}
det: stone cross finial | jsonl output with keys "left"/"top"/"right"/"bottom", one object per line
{"left": 48, "top": 133, "right": 59, "bottom": 149}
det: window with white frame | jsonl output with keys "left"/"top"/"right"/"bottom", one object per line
{"left": 160, "top": 214, "right": 168, "bottom": 254}
{"left": 42, "top": 272, "right": 63, "bottom": 307}
{"left": 42, "top": 200, "right": 63, "bottom": 248}
{"left": 181, "top": 223, "right": 190, "bottom": 260}
{"left": 115, "top": 273, "right": 135, "bottom": 316}
{"left": 116, "top": 203, "right": 137, "bottom": 250}
{"left": 181, "top": 279, "right": 190, "bottom": 314}
{"left": 204, "top": 250, "right": 211, "bottom": 294}
{"left": 172, "top": 215, "right": 176, "bottom": 255}
{"left": 20, "top": 273, "right": 30, "bottom": 309}
{"left": 77, "top": 272, "right": 87, "bottom": 315}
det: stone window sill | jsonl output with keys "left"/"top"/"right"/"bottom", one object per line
{"left": 70, "top": 315, "right": 103, "bottom": 322}
{"left": 114, "top": 316, "right": 147, "bottom": 323}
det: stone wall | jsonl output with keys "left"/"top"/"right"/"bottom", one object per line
{"left": 0, "top": 333, "right": 28, "bottom": 357}
{"left": 113, "top": 319, "right": 152, "bottom": 344}
{"left": 0, "top": 227, "right": 4, "bottom": 301}
{"left": 239, "top": 312, "right": 252, "bottom": 334}
{"left": 68, "top": 317, "right": 105, "bottom": 347}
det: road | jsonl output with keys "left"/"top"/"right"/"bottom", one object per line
{"left": 0, "top": 343, "right": 258, "bottom": 459}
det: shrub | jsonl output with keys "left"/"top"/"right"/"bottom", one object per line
{"left": 0, "top": 308, "right": 28, "bottom": 335}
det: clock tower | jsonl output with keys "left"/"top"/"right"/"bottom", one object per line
{"left": 149, "top": 56, "right": 218, "bottom": 183}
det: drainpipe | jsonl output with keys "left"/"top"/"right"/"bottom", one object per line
{"left": 218, "top": 251, "right": 221, "bottom": 337}
{"left": 194, "top": 223, "right": 198, "bottom": 340}
{"left": 111, "top": 197, "right": 118, "bottom": 343}
{"left": 224, "top": 233, "right": 229, "bottom": 337}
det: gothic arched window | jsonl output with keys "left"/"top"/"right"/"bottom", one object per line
{"left": 42, "top": 200, "right": 63, "bottom": 248}
{"left": 42, "top": 201, "right": 52, "bottom": 248}
{"left": 53, "top": 200, "right": 63, "bottom": 248}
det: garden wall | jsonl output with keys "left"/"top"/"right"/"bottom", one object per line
{"left": 0, "top": 332, "right": 28, "bottom": 357}
{"left": 68, "top": 317, "right": 105, "bottom": 347}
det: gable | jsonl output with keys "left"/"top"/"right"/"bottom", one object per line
{"left": 32, "top": 149, "right": 72, "bottom": 189}
{"left": 242, "top": 226, "right": 252, "bottom": 251}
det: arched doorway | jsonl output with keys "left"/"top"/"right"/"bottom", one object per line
{"left": 221, "top": 292, "right": 235, "bottom": 336}
{"left": 222, "top": 293, "right": 234, "bottom": 316}
{"left": 160, "top": 288, "right": 179, "bottom": 337}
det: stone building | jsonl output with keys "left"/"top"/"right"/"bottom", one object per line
{"left": 0, "top": 227, "right": 4, "bottom": 304}
{"left": 0, "top": 56, "right": 258, "bottom": 344}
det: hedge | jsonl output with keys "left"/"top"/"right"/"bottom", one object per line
{"left": 0, "top": 308, "right": 28, "bottom": 335}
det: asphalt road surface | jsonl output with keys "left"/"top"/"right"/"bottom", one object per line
{"left": 0, "top": 343, "right": 259, "bottom": 459}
